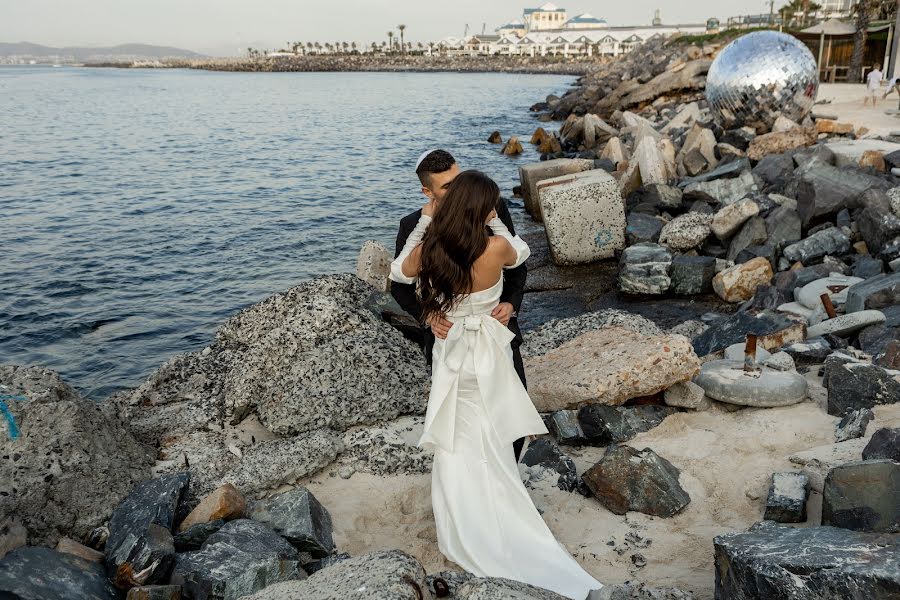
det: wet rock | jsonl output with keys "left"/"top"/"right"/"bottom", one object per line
{"left": 0, "top": 546, "right": 121, "bottom": 600}
{"left": 105, "top": 473, "right": 189, "bottom": 588}
{"left": 695, "top": 360, "right": 808, "bottom": 407}
{"left": 835, "top": 408, "right": 875, "bottom": 442}
{"left": 683, "top": 170, "right": 758, "bottom": 205}
{"left": 501, "top": 137, "right": 523, "bottom": 155}
{"left": 248, "top": 487, "right": 334, "bottom": 557}
{"left": 355, "top": 241, "right": 391, "bottom": 293}
{"left": 171, "top": 519, "right": 304, "bottom": 600}
{"left": 582, "top": 445, "right": 690, "bottom": 517}
{"left": 863, "top": 427, "right": 900, "bottom": 462}
{"left": 714, "top": 521, "right": 900, "bottom": 599}
{"left": 618, "top": 243, "right": 672, "bottom": 295}
{"left": 519, "top": 158, "right": 595, "bottom": 220}
{"left": 845, "top": 273, "right": 900, "bottom": 313}
{"left": 664, "top": 381, "right": 708, "bottom": 409}
{"left": 577, "top": 404, "right": 678, "bottom": 445}
{"left": 525, "top": 327, "right": 700, "bottom": 411}
{"left": 763, "top": 472, "right": 809, "bottom": 523}
{"left": 726, "top": 216, "right": 768, "bottom": 262}
{"left": 522, "top": 309, "right": 662, "bottom": 358}
{"left": 711, "top": 198, "right": 759, "bottom": 240}
{"left": 670, "top": 255, "right": 717, "bottom": 295}
{"left": 782, "top": 227, "right": 851, "bottom": 264}
{"left": 546, "top": 409, "right": 586, "bottom": 445}
{"left": 537, "top": 169, "right": 625, "bottom": 265}
{"left": 487, "top": 131, "right": 502, "bottom": 144}
{"left": 822, "top": 460, "right": 900, "bottom": 533}
{"left": 625, "top": 212, "right": 665, "bottom": 245}
{"left": 747, "top": 127, "right": 816, "bottom": 161}
{"left": 807, "top": 310, "right": 886, "bottom": 338}
{"left": 712, "top": 257, "right": 773, "bottom": 303}
{"left": 824, "top": 355, "right": 900, "bottom": 416}
{"left": 692, "top": 310, "right": 805, "bottom": 357}
{"left": 178, "top": 483, "right": 246, "bottom": 533}
{"left": 127, "top": 585, "right": 183, "bottom": 600}
{"left": 173, "top": 520, "right": 224, "bottom": 552}
{"left": 240, "top": 549, "right": 428, "bottom": 600}
{"left": 0, "top": 366, "right": 153, "bottom": 546}
{"left": 222, "top": 428, "right": 343, "bottom": 495}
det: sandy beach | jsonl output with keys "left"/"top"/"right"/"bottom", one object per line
{"left": 816, "top": 82, "right": 900, "bottom": 137}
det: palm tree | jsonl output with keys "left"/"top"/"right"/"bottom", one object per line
{"left": 247, "top": 47, "right": 253, "bottom": 57}
{"left": 387, "top": 31, "right": 394, "bottom": 53}
{"left": 315, "top": 42, "right": 322, "bottom": 54}
{"left": 398, "top": 24, "right": 407, "bottom": 54}
{"left": 351, "top": 41, "right": 358, "bottom": 54}
{"left": 850, "top": 0, "right": 875, "bottom": 82}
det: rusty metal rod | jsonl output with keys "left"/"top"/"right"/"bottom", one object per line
{"left": 820, "top": 293, "right": 838, "bottom": 319}
{"left": 744, "top": 334, "right": 758, "bottom": 372}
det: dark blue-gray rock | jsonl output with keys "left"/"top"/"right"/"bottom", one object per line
{"left": 752, "top": 154, "right": 794, "bottom": 192}
{"left": 746, "top": 284, "right": 790, "bottom": 312}
{"left": 782, "top": 337, "right": 833, "bottom": 365}
{"left": 884, "top": 149, "right": 900, "bottom": 170}
{"left": 679, "top": 157, "right": 750, "bottom": 187}
{"left": 824, "top": 355, "right": 900, "bottom": 416}
{"left": 173, "top": 519, "right": 224, "bottom": 552}
{"left": 791, "top": 143, "right": 836, "bottom": 168}
{"left": 782, "top": 228, "right": 851, "bottom": 264}
{"left": 857, "top": 207, "right": 900, "bottom": 260}
{"left": 625, "top": 212, "right": 665, "bottom": 245}
{"left": 714, "top": 520, "right": 900, "bottom": 599}
{"left": 546, "top": 409, "right": 586, "bottom": 445}
{"left": 171, "top": 519, "right": 304, "bottom": 600}
{"left": 793, "top": 162, "right": 890, "bottom": 225}
{"left": 105, "top": 473, "right": 189, "bottom": 588}
{"left": 239, "top": 549, "right": 428, "bottom": 600}
{"left": 582, "top": 445, "right": 690, "bottom": 517}
{"left": 863, "top": 427, "right": 900, "bottom": 462}
{"left": 854, "top": 255, "right": 885, "bottom": 279}
{"left": 774, "top": 264, "right": 833, "bottom": 295}
{"left": 0, "top": 365, "right": 154, "bottom": 547}
{"left": 764, "top": 206, "right": 802, "bottom": 249}
{"left": 692, "top": 310, "right": 805, "bottom": 357}
{"left": 302, "top": 552, "right": 351, "bottom": 576}
{"left": 736, "top": 244, "right": 776, "bottom": 269}
{"left": 520, "top": 437, "right": 581, "bottom": 493}
{"left": 618, "top": 243, "right": 672, "bottom": 295}
{"left": 846, "top": 273, "right": 900, "bottom": 314}
{"left": 642, "top": 183, "right": 683, "bottom": 210}
{"left": 822, "top": 460, "right": 900, "bottom": 533}
{"left": 0, "top": 546, "right": 121, "bottom": 600}
{"left": 835, "top": 408, "right": 875, "bottom": 442}
{"left": 248, "top": 487, "right": 334, "bottom": 557}
{"left": 577, "top": 404, "right": 678, "bottom": 446}
{"left": 858, "top": 187, "right": 894, "bottom": 213}
{"left": 127, "top": 585, "right": 182, "bottom": 600}
{"left": 671, "top": 255, "right": 717, "bottom": 294}
{"left": 858, "top": 325, "right": 900, "bottom": 361}
{"left": 721, "top": 127, "right": 756, "bottom": 151}
{"left": 763, "top": 472, "right": 809, "bottom": 523}
{"left": 727, "top": 216, "right": 768, "bottom": 262}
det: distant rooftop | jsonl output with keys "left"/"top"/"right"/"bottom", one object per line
{"left": 566, "top": 13, "right": 606, "bottom": 24}
{"left": 524, "top": 3, "right": 566, "bottom": 15}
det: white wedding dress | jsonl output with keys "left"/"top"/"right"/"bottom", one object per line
{"left": 417, "top": 277, "right": 604, "bottom": 600}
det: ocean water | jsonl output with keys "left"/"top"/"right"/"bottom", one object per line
{"left": 0, "top": 66, "right": 572, "bottom": 399}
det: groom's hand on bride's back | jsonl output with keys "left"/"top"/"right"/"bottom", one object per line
{"left": 427, "top": 313, "right": 453, "bottom": 339}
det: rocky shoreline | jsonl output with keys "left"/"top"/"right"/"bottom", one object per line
{"left": 86, "top": 54, "right": 602, "bottom": 75}
{"left": 3, "top": 35, "right": 900, "bottom": 600}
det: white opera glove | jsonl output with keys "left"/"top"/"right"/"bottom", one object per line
{"left": 488, "top": 217, "right": 530, "bottom": 268}
{"left": 389, "top": 214, "right": 432, "bottom": 284}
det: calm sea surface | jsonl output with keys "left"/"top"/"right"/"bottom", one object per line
{"left": 0, "top": 66, "right": 572, "bottom": 399}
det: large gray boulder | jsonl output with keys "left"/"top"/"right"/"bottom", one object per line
{"left": 0, "top": 365, "right": 153, "bottom": 546}
{"left": 822, "top": 460, "right": 900, "bottom": 533}
{"left": 0, "top": 546, "right": 121, "bottom": 600}
{"left": 240, "top": 549, "right": 431, "bottom": 600}
{"left": 714, "top": 521, "right": 900, "bottom": 599}
{"left": 455, "top": 577, "right": 570, "bottom": 599}
{"left": 522, "top": 309, "right": 662, "bottom": 358}
{"left": 248, "top": 487, "right": 334, "bottom": 557}
{"left": 171, "top": 519, "right": 305, "bottom": 600}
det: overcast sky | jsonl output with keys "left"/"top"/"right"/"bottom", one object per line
{"left": 2, "top": 0, "right": 768, "bottom": 56}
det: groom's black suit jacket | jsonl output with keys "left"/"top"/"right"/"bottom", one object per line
{"left": 389, "top": 200, "right": 527, "bottom": 370}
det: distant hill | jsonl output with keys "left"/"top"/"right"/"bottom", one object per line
{"left": 0, "top": 42, "right": 203, "bottom": 62}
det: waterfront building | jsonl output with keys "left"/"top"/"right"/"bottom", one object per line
{"left": 523, "top": 3, "right": 569, "bottom": 31}
{"left": 564, "top": 13, "right": 608, "bottom": 30}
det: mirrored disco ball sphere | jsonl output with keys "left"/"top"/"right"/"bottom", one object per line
{"left": 705, "top": 30, "right": 818, "bottom": 132}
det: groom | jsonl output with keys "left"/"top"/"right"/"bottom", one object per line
{"left": 390, "top": 149, "right": 530, "bottom": 461}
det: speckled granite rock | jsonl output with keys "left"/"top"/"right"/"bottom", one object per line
{"left": 714, "top": 521, "right": 900, "bottom": 599}
{"left": 522, "top": 309, "right": 662, "bottom": 358}
{"left": 0, "top": 365, "right": 153, "bottom": 546}
{"left": 659, "top": 212, "right": 712, "bottom": 250}
{"left": 240, "top": 549, "right": 431, "bottom": 600}
{"left": 525, "top": 327, "right": 700, "bottom": 411}
{"left": 455, "top": 576, "right": 571, "bottom": 599}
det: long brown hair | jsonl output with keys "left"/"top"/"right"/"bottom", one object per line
{"left": 418, "top": 170, "right": 499, "bottom": 324}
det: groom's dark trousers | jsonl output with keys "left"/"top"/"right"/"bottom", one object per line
{"left": 390, "top": 199, "right": 529, "bottom": 462}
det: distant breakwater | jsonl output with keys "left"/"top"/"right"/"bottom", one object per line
{"left": 86, "top": 54, "right": 604, "bottom": 75}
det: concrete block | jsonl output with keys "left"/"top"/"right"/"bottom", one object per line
{"left": 519, "top": 158, "right": 595, "bottom": 221}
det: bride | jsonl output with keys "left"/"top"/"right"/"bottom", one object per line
{"left": 389, "top": 170, "right": 604, "bottom": 600}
